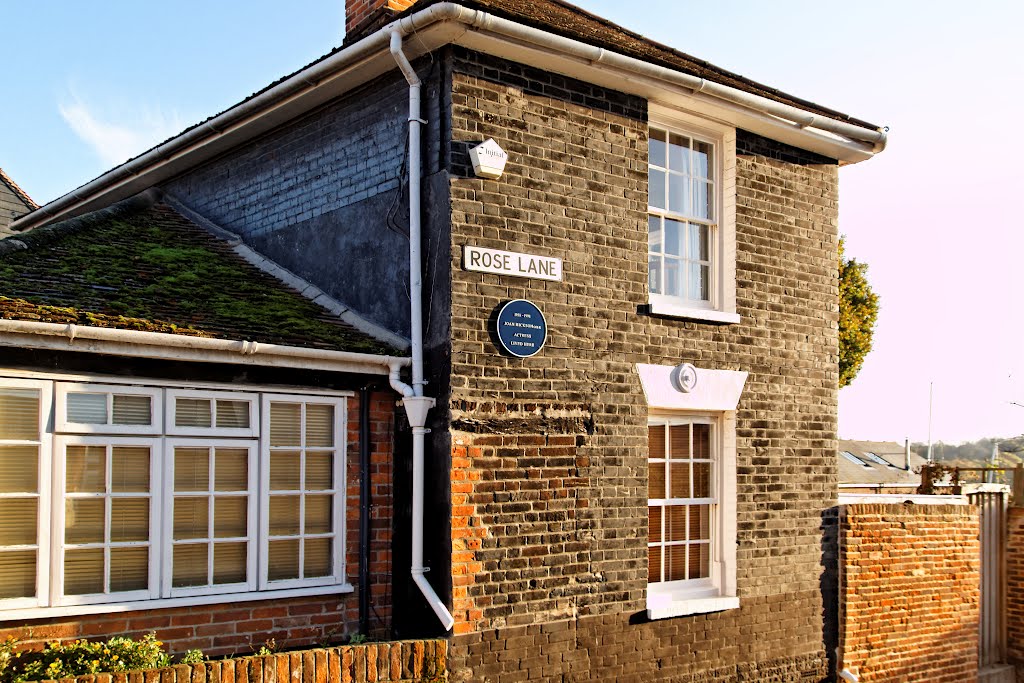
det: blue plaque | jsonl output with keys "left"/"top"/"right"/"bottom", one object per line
{"left": 496, "top": 299, "right": 547, "bottom": 358}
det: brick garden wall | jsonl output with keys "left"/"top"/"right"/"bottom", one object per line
{"left": 838, "top": 503, "right": 979, "bottom": 682}
{"left": 0, "top": 391, "right": 397, "bottom": 659}
{"left": 443, "top": 47, "right": 840, "bottom": 682}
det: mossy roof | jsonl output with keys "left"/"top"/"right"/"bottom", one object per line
{"left": 0, "top": 201, "right": 398, "bottom": 355}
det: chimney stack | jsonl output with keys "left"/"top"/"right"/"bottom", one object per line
{"left": 346, "top": 0, "right": 418, "bottom": 37}
{"left": 904, "top": 438, "right": 911, "bottom": 471}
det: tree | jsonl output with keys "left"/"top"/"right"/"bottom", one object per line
{"left": 838, "top": 237, "right": 879, "bottom": 388}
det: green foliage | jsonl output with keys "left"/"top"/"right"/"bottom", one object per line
{"left": 347, "top": 634, "right": 368, "bottom": 645}
{"left": 180, "top": 650, "right": 205, "bottom": 665}
{"left": 0, "top": 633, "right": 199, "bottom": 683}
{"left": 253, "top": 639, "right": 277, "bottom": 657}
{"left": 838, "top": 237, "right": 879, "bottom": 388}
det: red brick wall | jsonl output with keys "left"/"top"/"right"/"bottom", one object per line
{"left": 1007, "top": 507, "right": 1024, "bottom": 669}
{"left": 839, "top": 503, "right": 979, "bottom": 682}
{"left": 0, "top": 390, "right": 397, "bottom": 658}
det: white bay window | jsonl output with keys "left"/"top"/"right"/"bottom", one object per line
{"left": 0, "top": 377, "right": 350, "bottom": 617}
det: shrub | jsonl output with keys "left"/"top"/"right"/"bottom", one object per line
{"left": 0, "top": 633, "right": 198, "bottom": 683}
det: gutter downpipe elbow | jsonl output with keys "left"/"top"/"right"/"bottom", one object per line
{"left": 390, "top": 31, "right": 456, "bottom": 633}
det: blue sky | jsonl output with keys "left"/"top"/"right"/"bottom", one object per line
{"left": 3, "top": 1, "right": 1023, "bottom": 444}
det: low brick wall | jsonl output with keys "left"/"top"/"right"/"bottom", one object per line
{"left": 33, "top": 641, "right": 447, "bottom": 683}
{"left": 839, "top": 503, "right": 979, "bottom": 682}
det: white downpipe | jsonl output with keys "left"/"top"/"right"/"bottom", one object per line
{"left": 390, "top": 31, "right": 456, "bottom": 632}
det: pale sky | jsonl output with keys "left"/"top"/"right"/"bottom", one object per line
{"left": 2, "top": 2, "right": 1021, "bottom": 444}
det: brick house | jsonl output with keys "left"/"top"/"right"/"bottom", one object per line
{"left": 2, "top": 0, "right": 886, "bottom": 680}
{"left": 0, "top": 167, "right": 37, "bottom": 237}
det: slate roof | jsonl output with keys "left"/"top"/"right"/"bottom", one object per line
{"left": 354, "top": 0, "right": 881, "bottom": 130}
{"left": 838, "top": 440, "right": 926, "bottom": 487}
{"left": 0, "top": 199, "right": 398, "bottom": 355}
{"left": 0, "top": 168, "right": 38, "bottom": 210}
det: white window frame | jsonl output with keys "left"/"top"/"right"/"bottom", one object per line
{"left": 165, "top": 389, "right": 259, "bottom": 438}
{"left": 259, "top": 394, "right": 347, "bottom": 591}
{"left": 0, "top": 375, "right": 354, "bottom": 620}
{"left": 53, "top": 435, "right": 161, "bottom": 606}
{"left": 0, "top": 378, "right": 53, "bottom": 611}
{"left": 162, "top": 438, "right": 259, "bottom": 598}
{"left": 648, "top": 106, "right": 738, "bottom": 325}
{"left": 55, "top": 383, "right": 163, "bottom": 435}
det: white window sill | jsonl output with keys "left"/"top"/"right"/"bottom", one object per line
{"left": 646, "top": 595, "right": 739, "bottom": 620}
{"left": 0, "top": 583, "right": 353, "bottom": 621}
{"left": 646, "top": 302, "right": 740, "bottom": 325}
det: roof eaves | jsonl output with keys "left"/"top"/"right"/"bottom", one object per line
{"left": 0, "top": 168, "right": 39, "bottom": 210}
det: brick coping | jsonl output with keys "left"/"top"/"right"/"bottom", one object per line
{"left": 30, "top": 640, "right": 447, "bottom": 683}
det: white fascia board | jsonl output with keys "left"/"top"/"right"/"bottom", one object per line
{"left": 0, "top": 321, "right": 409, "bottom": 376}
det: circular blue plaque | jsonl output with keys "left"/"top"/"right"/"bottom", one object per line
{"left": 496, "top": 299, "right": 547, "bottom": 358}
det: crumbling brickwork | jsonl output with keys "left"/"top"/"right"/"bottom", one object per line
{"left": 839, "top": 503, "right": 979, "bottom": 682}
{"left": 444, "top": 47, "right": 839, "bottom": 681}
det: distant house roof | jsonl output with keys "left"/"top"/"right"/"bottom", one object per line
{"left": 0, "top": 168, "right": 38, "bottom": 211}
{"left": 0, "top": 196, "right": 399, "bottom": 356}
{"left": 373, "top": 0, "right": 880, "bottom": 131}
{"left": 838, "top": 440, "right": 927, "bottom": 487}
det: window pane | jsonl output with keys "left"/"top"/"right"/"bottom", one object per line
{"left": 304, "top": 495, "right": 332, "bottom": 535}
{"left": 670, "top": 462, "right": 690, "bottom": 499}
{"left": 269, "top": 452, "right": 301, "bottom": 490}
{"left": 668, "top": 133, "right": 690, "bottom": 173}
{"left": 66, "top": 445, "right": 106, "bottom": 493}
{"left": 669, "top": 425, "right": 690, "bottom": 460}
{"left": 693, "top": 424, "right": 710, "bottom": 459}
{"left": 65, "top": 499, "right": 104, "bottom": 544}
{"left": 305, "top": 405, "right": 334, "bottom": 448}
{"left": 693, "top": 141, "right": 712, "bottom": 179}
{"left": 270, "top": 404, "right": 301, "bottom": 447}
{"left": 268, "top": 540, "right": 299, "bottom": 581}
{"left": 0, "top": 446, "right": 38, "bottom": 493}
{"left": 176, "top": 399, "right": 212, "bottom": 428}
{"left": 269, "top": 496, "right": 301, "bottom": 536}
{"left": 214, "top": 498, "right": 247, "bottom": 538}
{"left": 693, "top": 181, "right": 712, "bottom": 220}
{"left": 111, "top": 447, "right": 150, "bottom": 493}
{"left": 648, "top": 169, "right": 666, "bottom": 209}
{"left": 173, "top": 498, "right": 209, "bottom": 540}
{"left": 305, "top": 453, "right": 333, "bottom": 491}
{"left": 172, "top": 544, "right": 208, "bottom": 588}
{"left": 109, "top": 547, "right": 148, "bottom": 592}
{"left": 648, "top": 425, "right": 665, "bottom": 460}
{"left": 667, "top": 173, "right": 688, "bottom": 214}
{"left": 174, "top": 448, "right": 209, "bottom": 492}
{"left": 666, "top": 544, "right": 686, "bottom": 582}
{"left": 214, "top": 449, "right": 248, "bottom": 491}
{"left": 693, "top": 463, "right": 711, "bottom": 498}
{"left": 690, "top": 224, "right": 709, "bottom": 261}
{"left": 649, "top": 129, "right": 667, "bottom": 167}
{"left": 648, "top": 506, "right": 662, "bottom": 543}
{"left": 689, "top": 542, "right": 710, "bottom": 579}
{"left": 111, "top": 499, "right": 149, "bottom": 543}
{"left": 65, "top": 548, "right": 104, "bottom": 595}
{"left": 689, "top": 265, "right": 709, "bottom": 301}
{"left": 664, "top": 258, "right": 680, "bottom": 297}
{"left": 0, "top": 389, "right": 39, "bottom": 440}
{"left": 666, "top": 505, "right": 686, "bottom": 544}
{"left": 0, "top": 499, "right": 37, "bottom": 546}
{"left": 67, "top": 393, "right": 107, "bottom": 425}
{"left": 664, "top": 219, "right": 682, "bottom": 256}
{"left": 689, "top": 505, "right": 711, "bottom": 541}
{"left": 648, "top": 255, "right": 661, "bottom": 295}
{"left": 0, "top": 550, "right": 35, "bottom": 598}
{"left": 216, "top": 400, "right": 250, "bottom": 429}
{"left": 112, "top": 395, "right": 151, "bottom": 426}
{"left": 213, "top": 542, "right": 247, "bottom": 584}
{"left": 304, "top": 538, "right": 331, "bottom": 578}
{"left": 648, "top": 462, "right": 665, "bottom": 498}
{"left": 648, "top": 215, "right": 662, "bottom": 253}
{"left": 648, "top": 545, "right": 661, "bottom": 584}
